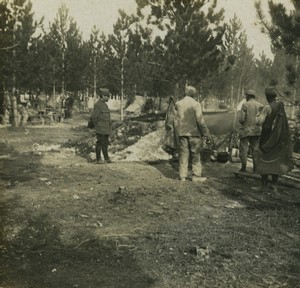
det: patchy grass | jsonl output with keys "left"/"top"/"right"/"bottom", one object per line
{"left": 0, "top": 112, "right": 299, "bottom": 288}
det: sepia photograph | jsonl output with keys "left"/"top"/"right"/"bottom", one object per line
{"left": 0, "top": 0, "right": 300, "bottom": 287}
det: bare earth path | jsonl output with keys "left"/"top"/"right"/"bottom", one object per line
{"left": 0, "top": 113, "right": 299, "bottom": 288}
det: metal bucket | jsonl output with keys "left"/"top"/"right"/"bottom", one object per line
{"left": 217, "top": 151, "right": 229, "bottom": 163}
{"left": 201, "top": 148, "right": 212, "bottom": 163}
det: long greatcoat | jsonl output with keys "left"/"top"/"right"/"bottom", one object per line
{"left": 90, "top": 99, "right": 111, "bottom": 135}
{"left": 256, "top": 101, "right": 292, "bottom": 175}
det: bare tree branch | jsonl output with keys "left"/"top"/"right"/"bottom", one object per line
{"left": 0, "top": 42, "right": 19, "bottom": 50}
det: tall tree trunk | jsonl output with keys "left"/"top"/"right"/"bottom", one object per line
{"left": 62, "top": 49, "right": 65, "bottom": 97}
{"left": 53, "top": 65, "right": 56, "bottom": 110}
{"left": 174, "top": 79, "right": 185, "bottom": 102}
{"left": 93, "top": 55, "right": 97, "bottom": 98}
{"left": 233, "top": 68, "right": 244, "bottom": 130}
{"left": 120, "top": 56, "right": 125, "bottom": 121}
{"left": 230, "top": 70, "right": 234, "bottom": 110}
{"left": 292, "top": 55, "right": 298, "bottom": 119}
{"left": 12, "top": 12, "right": 18, "bottom": 127}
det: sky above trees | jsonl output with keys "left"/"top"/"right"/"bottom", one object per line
{"left": 30, "top": 0, "right": 293, "bottom": 59}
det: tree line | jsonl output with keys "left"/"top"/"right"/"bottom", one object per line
{"left": 0, "top": 0, "right": 299, "bottom": 119}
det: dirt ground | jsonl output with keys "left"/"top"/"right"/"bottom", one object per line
{"left": 0, "top": 112, "right": 300, "bottom": 288}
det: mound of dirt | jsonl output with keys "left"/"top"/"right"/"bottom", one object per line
{"left": 64, "top": 120, "right": 162, "bottom": 161}
{"left": 112, "top": 124, "right": 170, "bottom": 161}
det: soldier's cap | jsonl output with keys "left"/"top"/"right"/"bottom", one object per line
{"left": 185, "top": 86, "right": 197, "bottom": 97}
{"left": 100, "top": 88, "right": 110, "bottom": 96}
{"left": 245, "top": 89, "right": 255, "bottom": 97}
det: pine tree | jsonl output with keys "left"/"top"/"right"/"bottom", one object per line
{"left": 108, "top": 10, "right": 140, "bottom": 120}
{"left": 0, "top": 0, "right": 37, "bottom": 126}
{"left": 43, "top": 3, "right": 85, "bottom": 105}
{"left": 210, "top": 15, "right": 255, "bottom": 110}
{"left": 136, "top": 0, "right": 225, "bottom": 99}
{"left": 256, "top": 0, "right": 300, "bottom": 117}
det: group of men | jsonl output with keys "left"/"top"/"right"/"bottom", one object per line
{"left": 1, "top": 90, "right": 31, "bottom": 126}
{"left": 164, "top": 85, "right": 292, "bottom": 191}
{"left": 89, "top": 85, "right": 292, "bottom": 192}
{"left": 238, "top": 87, "right": 292, "bottom": 192}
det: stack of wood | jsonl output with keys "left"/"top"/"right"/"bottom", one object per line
{"left": 292, "top": 153, "right": 300, "bottom": 168}
{"left": 289, "top": 109, "right": 300, "bottom": 169}
{"left": 289, "top": 110, "right": 300, "bottom": 153}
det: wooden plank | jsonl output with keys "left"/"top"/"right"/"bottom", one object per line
{"left": 233, "top": 171, "right": 300, "bottom": 190}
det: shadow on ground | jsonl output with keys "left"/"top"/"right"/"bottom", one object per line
{"left": 0, "top": 142, "right": 42, "bottom": 189}
{"left": 0, "top": 211, "right": 155, "bottom": 288}
{"left": 147, "top": 159, "right": 179, "bottom": 180}
{"left": 221, "top": 180, "right": 300, "bottom": 211}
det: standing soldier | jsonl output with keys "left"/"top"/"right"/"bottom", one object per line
{"left": 237, "top": 89, "right": 263, "bottom": 173}
{"left": 174, "top": 86, "right": 210, "bottom": 182}
{"left": 17, "top": 90, "right": 30, "bottom": 127}
{"left": 254, "top": 87, "right": 292, "bottom": 192}
{"left": 89, "top": 88, "right": 112, "bottom": 164}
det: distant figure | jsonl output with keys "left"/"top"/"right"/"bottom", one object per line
{"left": 89, "top": 88, "right": 112, "bottom": 164}
{"left": 60, "top": 94, "right": 66, "bottom": 117}
{"left": 174, "top": 86, "right": 210, "bottom": 182}
{"left": 254, "top": 87, "right": 292, "bottom": 192}
{"left": 237, "top": 89, "right": 263, "bottom": 173}
{"left": 163, "top": 96, "right": 178, "bottom": 160}
{"left": 3, "top": 91, "right": 11, "bottom": 124}
{"left": 32, "top": 91, "right": 41, "bottom": 110}
{"left": 17, "top": 90, "right": 30, "bottom": 126}
{"left": 65, "top": 94, "right": 74, "bottom": 119}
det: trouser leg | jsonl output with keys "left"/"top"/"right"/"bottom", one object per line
{"left": 17, "top": 106, "right": 28, "bottom": 126}
{"left": 239, "top": 137, "right": 249, "bottom": 169}
{"left": 95, "top": 135, "right": 102, "bottom": 162}
{"left": 270, "top": 174, "right": 279, "bottom": 192}
{"left": 100, "top": 134, "right": 110, "bottom": 161}
{"left": 179, "top": 137, "right": 189, "bottom": 178}
{"left": 261, "top": 175, "right": 268, "bottom": 187}
{"left": 271, "top": 174, "right": 278, "bottom": 184}
{"left": 249, "top": 136, "right": 260, "bottom": 172}
{"left": 189, "top": 137, "right": 202, "bottom": 177}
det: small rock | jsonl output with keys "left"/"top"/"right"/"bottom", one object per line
{"left": 118, "top": 186, "right": 126, "bottom": 193}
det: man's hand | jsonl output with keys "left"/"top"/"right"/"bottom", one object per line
{"left": 205, "top": 136, "right": 214, "bottom": 147}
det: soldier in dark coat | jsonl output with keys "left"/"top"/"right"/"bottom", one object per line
{"left": 90, "top": 89, "right": 112, "bottom": 164}
{"left": 254, "top": 87, "right": 292, "bottom": 192}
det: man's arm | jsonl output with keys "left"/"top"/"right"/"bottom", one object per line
{"left": 256, "top": 105, "right": 271, "bottom": 125}
{"left": 238, "top": 104, "right": 247, "bottom": 124}
{"left": 195, "top": 102, "right": 209, "bottom": 137}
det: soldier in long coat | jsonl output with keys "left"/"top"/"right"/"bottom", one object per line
{"left": 254, "top": 87, "right": 292, "bottom": 192}
{"left": 90, "top": 89, "right": 112, "bottom": 164}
